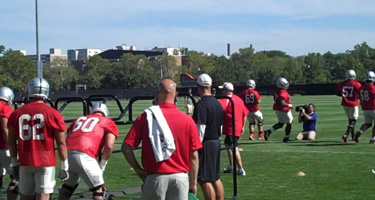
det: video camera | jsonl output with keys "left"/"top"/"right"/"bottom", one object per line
{"left": 295, "top": 104, "right": 311, "bottom": 113}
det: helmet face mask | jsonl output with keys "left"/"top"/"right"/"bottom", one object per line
{"left": 346, "top": 70, "right": 356, "bottom": 80}
{"left": 0, "top": 87, "right": 14, "bottom": 105}
{"left": 90, "top": 103, "right": 109, "bottom": 117}
{"left": 366, "top": 71, "right": 375, "bottom": 82}
{"left": 246, "top": 79, "right": 256, "bottom": 89}
{"left": 276, "top": 78, "right": 289, "bottom": 89}
{"left": 28, "top": 78, "right": 49, "bottom": 99}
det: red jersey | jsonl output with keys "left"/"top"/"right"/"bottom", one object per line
{"left": 124, "top": 103, "right": 202, "bottom": 174}
{"left": 273, "top": 88, "right": 291, "bottom": 111}
{"left": 67, "top": 114, "right": 118, "bottom": 159}
{"left": 219, "top": 94, "right": 249, "bottom": 137}
{"left": 0, "top": 101, "right": 13, "bottom": 149}
{"left": 8, "top": 102, "right": 65, "bottom": 167}
{"left": 336, "top": 80, "right": 362, "bottom": 107}
{"left": 239, "top": 88, "right": 261, "bottom": 112}
{"left": 359, "top": 83, "right": 375, "bottom": 110}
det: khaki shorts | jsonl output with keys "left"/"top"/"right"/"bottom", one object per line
{"left": 296, "top": 131, "right": 316, "bottom": 140}
{"left": 19, "top": 166, "right": 55, "bottom": 195}
{"left": 275, "top": 110, "right": 293, "bottom": 124}
{"left": 363, "top": 110, "right": 375, "bottom": 124}
{"left": 141, "top": 173, "right": 188, "bottom": 200}
{"left": 247, "top": 110, "right": 263, "bottom": 124}
{"left": 64, "top": 150, "right": 104, "bottom": 189}
{"left": 343, "top": 106, "right": 359, "bottom": 120}
{"left": 0, "top": 149, "right": 11, "bottom": 176}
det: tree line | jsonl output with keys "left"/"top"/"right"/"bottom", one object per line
{"left": 0, "top": 42, "right": 374, "bottom": 92}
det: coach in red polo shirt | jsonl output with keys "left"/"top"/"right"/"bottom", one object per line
{"left": 218, "top": 82, "right": 248, "bottom": 176}
{"left": 122, "top": 79, "right": 202, "bottom": 200}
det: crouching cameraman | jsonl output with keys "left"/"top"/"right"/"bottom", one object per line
{"left": 296, "top": 104, "right": 318, "bottom": 140}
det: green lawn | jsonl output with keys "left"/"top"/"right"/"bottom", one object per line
{"left": 7, "top": 95, "right": 375, "bottom": 200}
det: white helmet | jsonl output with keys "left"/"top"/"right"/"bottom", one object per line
{"left": 90, "top": 103, "right": 109, "bottom": 117}
{"left": 0, "top": 87, "right": 14, "bottom": 105}
{"left": 346, "top": 70, "right": 356, "bottom": 80}
{"left": 366, "top": 71, "right": 375, "bottom": 82}
{"left": 27, "top": 78, "right": 49, "bottom": 99}
{"left": 276, "top": 77, "right": 289, "bottom": 89}
{"left": 246, "top": 79, "right": 256, "bottom": 89}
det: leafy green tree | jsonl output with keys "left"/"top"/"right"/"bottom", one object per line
{"left": 44, "top": 65, "right": 79, "bottom": 90}
{"left": 81, "top": 55, "right": 111, "bottom": 89}
{"left": 0, "top": 51, "right": 36, "bottom": 91}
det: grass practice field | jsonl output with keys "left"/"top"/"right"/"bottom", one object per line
{"left": 6, "top": 95, "right": 375, "bottom": 200}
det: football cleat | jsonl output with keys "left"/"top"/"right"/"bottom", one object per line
{"left": 223, "top": 166, "right": 233, "bottom": 173}
{"left": 264, "top": 130, "right": 271, "bottom": 141}
{"left": 370, "top": 140, "right": 375, "bottom": 144}
{"left": 258, "top": 133, "right": 264, "bottom": 140}
{"left": 282, "top": 138, "right": 292, "bottom": 143}
{"left": 342, "top": 135, "right": 348, "bottom": 143}
{"left": 237, "top": 169, "right": 246, "bottom": 176}
{"left": 249, "top": 133, "right": 255, "bottom": 140}
{"left": 354, "top": 133, "right": 361, "bottom": 143}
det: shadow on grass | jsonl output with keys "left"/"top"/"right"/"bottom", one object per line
{"left": 290, "top": 140, "right": 355, "bottom": 146}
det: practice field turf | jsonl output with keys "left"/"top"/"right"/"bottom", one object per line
{"left": 5, "top": 95, "right": 375, "bottom": 200}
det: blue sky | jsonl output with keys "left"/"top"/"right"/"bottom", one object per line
{"left": 1, "top": 0, "right": 375, "bottom": 56}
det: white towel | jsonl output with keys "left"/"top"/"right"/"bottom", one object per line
{"left": 145, "top": 106, "right": 176, "bottom": 162}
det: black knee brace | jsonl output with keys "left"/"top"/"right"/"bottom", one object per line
{"left": 258, "top": 120, "right": 263, "bottom": 126}
{"left": 7, "top": 180, "right": 18, "bottom": 194}
{"left": 59, "top": 184, "right": 79, "bottom": 198}
{"left": 249, "top": 122, "right": 255, "bottom": 129}
{"left": 349, "top": 119, "right": 357, "bottom": 128}
{"left": 91, "top": 185, "right": 106, "bottom": 200}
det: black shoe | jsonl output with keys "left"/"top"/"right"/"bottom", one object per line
{"left": 264, "top": 130, "right": 271, "bottom": 141}
{"left": 282, "top": 138, "right": 292, "bottom": 143}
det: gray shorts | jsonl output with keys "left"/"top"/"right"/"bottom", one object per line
{"left": 141, "top": 173, "right": 188, "bottom": 200}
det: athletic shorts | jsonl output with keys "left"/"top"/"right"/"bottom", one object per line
{"left": 363, "top": 110, "right": 375, "bottom": 124}
{"left": 275, "top": 110, "right": 293, "bottom": 124}
{"left": 64, "top": 150, "right": 104, "bottom": 189}
{"left": 19, "top": 166, "right": 55, "bottom": 195}
{"left": 0, "top": 149, "right": 11, "bottom": 176}
{"left": 224, "top": 135, "right": 239, "bottom": 147}
{"left": 247, "top": 110, "right": 263, "bottom": 124}
{"left": 343, "top": 106, "right": 359, "bottom": 120}
{"left": 198, "top": 139, "right": 221, "bottom": 182}
{"left": 141, "top": 173, "right": 188, "bottom": 200}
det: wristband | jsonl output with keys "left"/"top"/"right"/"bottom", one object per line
{"left": 61, "top": 159, "right": 69, "bottom": 171}
{"left": 11, "top": 157, "right": 18, "bottom": 167}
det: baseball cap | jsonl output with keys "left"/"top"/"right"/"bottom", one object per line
{"left": 197, "top": 73, "right": 212, "bottom": 87}
{"left": 218, "top": 82, "right": 234, "bottom": 91}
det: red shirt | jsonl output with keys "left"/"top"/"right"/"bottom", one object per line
{"left": 336, "top": 80, "right": 362, "bottom": 107}
{"left": 67, "top": 114, "right": 118, "bottom": 159}
{"left": 0, "top": 101, "right": 13, "bottom": 149}
{"left": 124, "top": 103, "right": 202, "bottom": 174}
{"left": 239, "top": 88, "right": 261, "bottom": 112}
{"left": 273, "top": 88, "right": 291, "bottom": 111}
{"left": 219, "top": 94, "right": 249, "bottom": 137}
{"left": 8, "top": 102, "right": 65, "bottom": 167}
{"left": 359, "top": 83, "right": 375, "bottom": 110}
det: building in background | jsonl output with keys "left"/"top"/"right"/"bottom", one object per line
{"left": 26, "top": 48, "right": 68, "bottom": 67}
{"left": 67, "top": 48, "right": 102, "bottom": 62}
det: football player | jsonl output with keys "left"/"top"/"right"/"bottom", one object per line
{"left": 0, "top": 87, "right": 18, "bottom": 199}
{"left": 58, "top": 103, "right": 118, "bottom": 200}
{"left": 8, "top": 78, "right": 68, "bottom": 200}
{"left": 335, "top": 70, "right": 362, "bottom": 142}
{"left": 264, "top": 78, "right": 294, "bottom": 143}
{"left": 239, "top": 79, "right": 264, "bottom": 140}
{"left": 354, "top": 71, "right": 375, "bottom": 143}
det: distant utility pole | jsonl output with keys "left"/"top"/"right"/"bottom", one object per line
{"left": 35, "top": 0, "right": 43, "bottom": 78}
